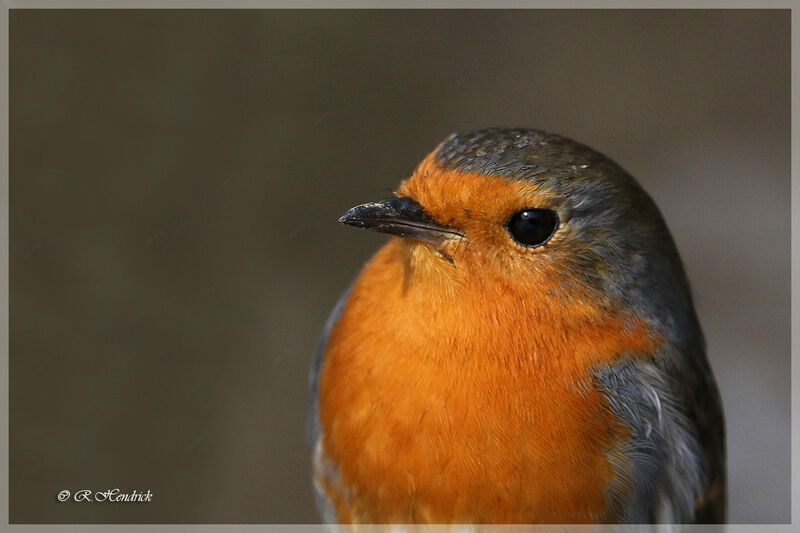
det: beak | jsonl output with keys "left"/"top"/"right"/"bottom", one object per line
{"left": 339, "top": 196, "right": 463, "bottom": 246}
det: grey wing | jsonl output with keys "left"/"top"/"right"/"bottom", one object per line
{"left": 596, "top": 343, "right": 726, "bottom": 525}
{"left": 683, "top": 342, "right": 727, "bottom": 524}
{"left": 307, "top": 285, "right": 353, "bottom": 524}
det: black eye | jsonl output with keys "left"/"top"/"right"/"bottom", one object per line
{"left": 506, "top": 208, "right": 559, "bottom": 247}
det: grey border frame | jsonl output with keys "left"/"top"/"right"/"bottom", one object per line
{"left": 0, "top": 3, "right": 794, "bottom": 532}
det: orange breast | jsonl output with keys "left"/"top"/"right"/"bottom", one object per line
{"left": 317, "top": 239, "right": 660, "bottom": 524}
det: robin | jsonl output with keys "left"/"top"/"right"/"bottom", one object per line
{"left": 308, "top": 128, "right": 726, "bottom": 525}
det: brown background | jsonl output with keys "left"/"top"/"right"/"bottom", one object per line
{"left": 9, "top": 9, "right": 790, "bottom": 524}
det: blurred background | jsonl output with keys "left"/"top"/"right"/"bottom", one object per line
{"left": 9, "top": 9, "right": 789, "bottom": 524}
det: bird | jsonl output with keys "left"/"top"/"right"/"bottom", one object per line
{"left": 307, "top": 127, "right": 726, "bottom": 525}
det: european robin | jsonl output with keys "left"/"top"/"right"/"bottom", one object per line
{"left": 308, "top": 128, "right": 726, "bottom": 525}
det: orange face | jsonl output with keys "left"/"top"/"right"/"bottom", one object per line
{"left": 316, "top": 150, "right": 664, "bottom": 524}
{"left": 395, "top": 152, "right": 566, "bottom": 286}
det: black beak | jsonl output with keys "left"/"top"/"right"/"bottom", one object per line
{"left": 339, "top": 196, "right": 463, "bottom": 246}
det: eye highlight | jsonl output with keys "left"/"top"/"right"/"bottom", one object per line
{"left": 505, "top": 208, "right": 559, "bottom": 247}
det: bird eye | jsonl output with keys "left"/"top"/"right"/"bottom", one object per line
{"left": 506, "top": 208, "right": 559, "bottom": 247}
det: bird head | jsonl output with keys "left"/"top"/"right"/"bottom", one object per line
{"left": 339, "top": 128, "right": 698, "bottom": 344}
